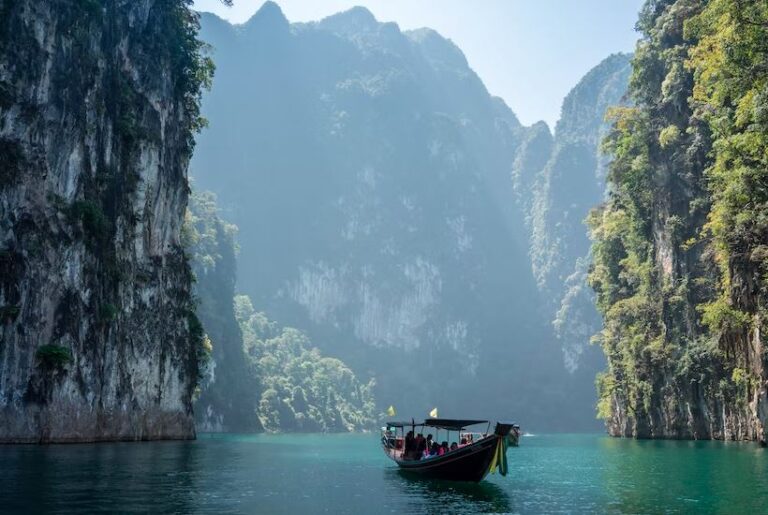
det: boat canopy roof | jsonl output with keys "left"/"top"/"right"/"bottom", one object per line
{"left": 424, "top": 418, "right": 487, "bottom": 430}
{"left": 385, "top": 421, "right": 419, "bottom": 428}
{"left": 386, "top": 418, "right": 488, "bottom": 430}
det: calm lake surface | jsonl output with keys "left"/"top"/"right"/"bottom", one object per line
{"left": 2, "top": 433, "right": 767, "bottom": 514}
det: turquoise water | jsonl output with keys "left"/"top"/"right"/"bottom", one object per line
{"left": 2, "top": 433, "right": 767, "bottom": 514}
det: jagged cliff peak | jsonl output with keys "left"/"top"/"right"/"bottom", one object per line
{"left": 554, "top": 52, "right": 631, "bottom": 142}
{"left": 199, "top": 11, "right": 236, "bottom": 32}
{"left": 318, "top": 6, "right": 379, "bottom": 33}
{"left": 490, "top": 96, "right": 523, "bottom": 129}
{"left": 242, "top": 1, "right": 289, "bottom": 33}
{"left": 406, "top": 28, "right": 468, "bottom": 70}
{"left": 529, "top": 119, "right": 553, "bottom": 135}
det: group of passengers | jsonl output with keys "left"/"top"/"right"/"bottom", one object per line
{"left": 403, "top": 431, "right": 473, "bottom": 460}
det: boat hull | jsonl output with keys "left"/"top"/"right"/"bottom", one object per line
{"left": 392, "top": 435, "right": 499, "bottom": 482}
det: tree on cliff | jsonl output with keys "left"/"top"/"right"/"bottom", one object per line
{"left": 235, "top": 295, "right": 376, "bottom": 432}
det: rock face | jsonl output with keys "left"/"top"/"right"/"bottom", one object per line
{"left": 189, "top": 3, "right": 629, "bottom": 430}
{"left": 514, "top": 54, "right": 631, "bottom": 373}
{"left": 589, "top": 0, "right": 768, "bottom": 441}
{"left": 0, "top": 0, "right": 203, "bottom": 442}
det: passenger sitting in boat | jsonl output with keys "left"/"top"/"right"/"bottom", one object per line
{"left": 404, "top": 431, "right": 416, "bottom": 459}
{"left": 429, "top": 442, "right": 439, "bottom": 456}
{"left": 460, "top": 438, "right": 467, "bottom": 446}
{"left": 450, "top": 442, "right": 458, "bottom": 451}
{"left": 439, "top": 441, "right": 449, "bottom": 455}
{"left": 415, "top": 434, "right": 426, "bottom": 460}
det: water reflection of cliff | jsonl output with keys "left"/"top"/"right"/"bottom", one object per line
{"left": 2, "top": 441, "right": 201, "bottom": 513}
{"left": 598, "top": 437, "right": 768, "bottom": 513}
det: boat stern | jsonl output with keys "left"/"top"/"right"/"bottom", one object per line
{"left": 494, "top": 422, "right": 521, "bottom": 447}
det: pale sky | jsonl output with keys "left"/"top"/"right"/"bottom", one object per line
{"left": 192, "top": 0, "right": 643, "bottom": 128}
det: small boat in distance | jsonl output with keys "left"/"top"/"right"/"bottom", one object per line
{"left": 381, "top": 418, "right": 520, "bottom": 482}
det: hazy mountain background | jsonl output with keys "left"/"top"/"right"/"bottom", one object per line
{"left": 513, "top": 54, "right": 631, "bottom": 374}
{"left": 190, "top": 1, "right": 630, "bottom": 431}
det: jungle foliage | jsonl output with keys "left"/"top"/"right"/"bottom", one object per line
{"left": 589, "top": 0, "right": 768, "bottom": 436}
{"left": 235, "top": 295, "right": 376, "bottom": 433}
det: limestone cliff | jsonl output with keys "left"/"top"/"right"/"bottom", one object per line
{"left": 191, "top": 4, "right": 595, "bottom": 429}
{"left": 0, "top": 0, "right": 208, "bottom": 442}
{"left": 590, "top": 0, "right": 768, "bottom": 441}
{"left": 513, "top": 54, "right": 631, "bottom": 373}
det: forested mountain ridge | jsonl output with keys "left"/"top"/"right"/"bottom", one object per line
{"left": 190, "top": 3, "right": 633, "bottom": 430}
{"left": 590, "top": 0, "right": 768, "bottom": 441}
{"left": 0, "top": 0, "right": 209, "bottom": 441}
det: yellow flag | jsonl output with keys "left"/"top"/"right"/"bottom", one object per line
{"left": 429, "top": 407, "right": 438, "bottom": 418}
{"left": 387, "top": 405, "right": 396, "bottom": 417}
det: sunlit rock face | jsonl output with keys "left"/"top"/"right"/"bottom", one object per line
{"left": 0, "top": 1, "right": 197, "bottom": 442}
{"left": 190, "top": 3, "right": 615, "bottom": 429}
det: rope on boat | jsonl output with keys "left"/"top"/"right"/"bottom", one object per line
{"left": 488, "top": 437, "right": 508, "bottom": 476}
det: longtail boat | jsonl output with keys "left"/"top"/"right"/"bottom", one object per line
{"left": 381, "top": 418, "right": 520, "bottom": 482}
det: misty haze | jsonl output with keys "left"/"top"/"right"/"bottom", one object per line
{"left": 2, "top": 1, "right": 768, "bottom": 513}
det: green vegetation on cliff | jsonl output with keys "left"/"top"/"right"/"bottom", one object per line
{"left": 235, "top": 295, "right": 376, "bottom": 432}
{"left": 186, "top": 190, "right": 261, "bottom": 431}
{"left": 590, "top": 0, "right": 768, "bottom": 440}
{"left": 688, "top": 1, "right": 768, "bottom": 341}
